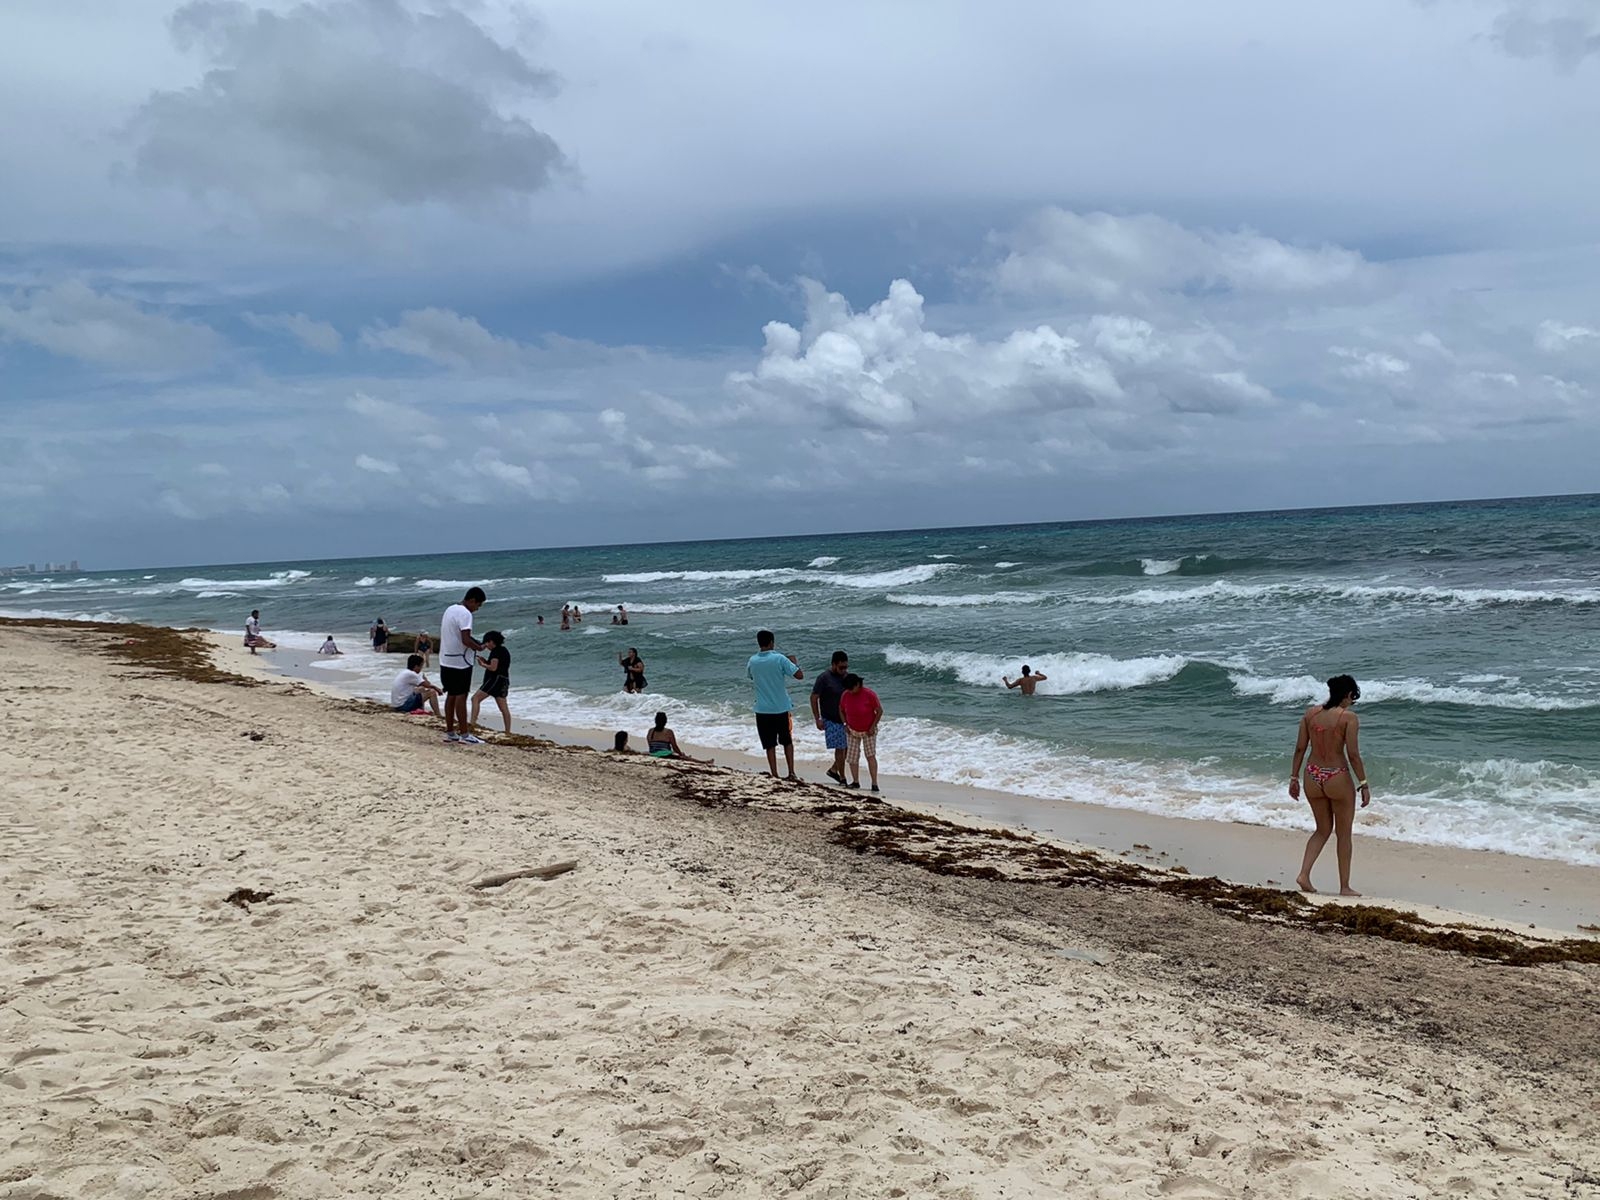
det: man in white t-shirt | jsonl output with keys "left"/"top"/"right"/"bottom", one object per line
{"left": 439, "top": 586, "right": 487, "bottom": 743}
{"left": 390, "top": 654, "right": 442, "bottom": 717}
{"left": 243, "top": 609, "right": 276, "bottom": 654}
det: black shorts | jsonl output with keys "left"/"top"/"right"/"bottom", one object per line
{"left": 440, "top": 665, "right": 473, "bottom": 697}
{"left": 477, "top": 676, "right": 510, "bottom": 700}
{"left": 755, "top": 711, "right": 792, "bottom": 750}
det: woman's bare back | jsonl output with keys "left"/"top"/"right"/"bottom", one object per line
{"left": 1302, "top": 706, "right": 1349, "bottom": 766}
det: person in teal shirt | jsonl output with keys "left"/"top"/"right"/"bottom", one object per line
{"left": 747, "top": 629, "right": 805, "bottom": 780}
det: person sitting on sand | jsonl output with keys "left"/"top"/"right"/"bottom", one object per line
{"left": 645, "top": 711, "right": 713, "bottom": 764}
{"left": 1003, "top": 665, "right": 1047, "bottom": 694}
{"left": 470, "top": 630, "right": 513, "bottom": 736}
{"left": 611, "top": 730, "right": 638, "bottom": 754}
{"left": 620, "top": 647, "right": 647, "bottom": 694}
{"left": 318, "top": 635, "right": 342, "bottom": 656}
{"left": 244, "top": 610, "right": 276, "bottom": 653}
{"left": 1289, "top": 674, "right": 1371, "bottom": 897}
{"left": 390, "top": 654, "right": 443, "bottom": 718}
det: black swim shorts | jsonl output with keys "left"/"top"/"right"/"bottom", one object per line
{"left": 440, "top": 665, "right": 473, "bottom": 697}
{"left": 755, "top": 711, "right": 792, "bottom": 750}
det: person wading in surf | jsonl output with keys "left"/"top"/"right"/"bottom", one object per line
{"left": 1289, "top": 674, "right": 1371, "bottom": 896}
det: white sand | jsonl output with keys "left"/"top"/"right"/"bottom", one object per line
{"left": 2, "top": 622, "right": 1597, "bottom": 1198}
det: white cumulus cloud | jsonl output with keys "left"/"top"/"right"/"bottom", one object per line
{"left": 729, "top": 277, "right": 1122, "bottom": 430}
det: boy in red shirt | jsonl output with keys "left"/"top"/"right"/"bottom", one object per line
{"left": 839, "top": 673, "right": 884, "bottom": 793}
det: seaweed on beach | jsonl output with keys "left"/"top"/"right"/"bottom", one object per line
{"left": 0, "top": 617, "right": 263, "bottom": 687}
{"left": 662, "top": 768, "right": 1600, "bottom": 968}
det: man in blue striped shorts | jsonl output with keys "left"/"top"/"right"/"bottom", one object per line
{"left": 809, "top": 649, "right": 851, "bottom": 785}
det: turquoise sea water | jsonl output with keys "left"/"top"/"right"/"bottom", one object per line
{"left": 8, "top": 494, "right": 1599, "bottom": 864}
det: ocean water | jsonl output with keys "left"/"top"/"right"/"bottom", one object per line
{"left": 8, "top": 494, "right": 1599, "bottom": 866}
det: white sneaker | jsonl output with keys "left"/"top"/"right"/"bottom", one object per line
{"left": 457, "top": 733, "right": 485, "bottom": 745}
{"left": 444, "top": 733, "right": 461, "bottom": 743}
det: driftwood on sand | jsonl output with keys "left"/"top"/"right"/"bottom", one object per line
{"left": 469, "top": 861, "right": 578, "bottom": 890}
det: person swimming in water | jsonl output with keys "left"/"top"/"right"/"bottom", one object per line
{"left": 1289, "top": 674, "right": 1371, "bottom": 896}
{"left": 1002, "top": 665, "right": 1048, "bottom": 695}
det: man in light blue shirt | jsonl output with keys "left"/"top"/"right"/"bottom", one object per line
{"left": 747, "top": 629, "right": 805, "bottom": 780}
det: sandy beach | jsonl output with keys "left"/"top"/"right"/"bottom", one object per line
{"left": 3, "top": 619, "right": 1598, "bottom": 1199}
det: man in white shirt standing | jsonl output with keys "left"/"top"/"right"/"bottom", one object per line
{"left": 439, "top": 586, "right": 487, "bottom": 744}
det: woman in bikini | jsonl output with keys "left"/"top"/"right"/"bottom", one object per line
{"left": 1289, "top": 674, "right": 1371, "bottom": 896}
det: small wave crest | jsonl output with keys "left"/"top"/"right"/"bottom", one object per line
{"left": 808, "top": 556, "right": 839, "bottom": 568}
{"left": 885, "top": 592, "right": 1036, "bottom": 608}
{"left": 884, "top": 644, "right": 1189, "bottom": 694}
{"left": 1229, "top": 672, "right": 1595, "bottom": 711}
{"left": 602, "top": 564, "right": 958, "bottom": 589}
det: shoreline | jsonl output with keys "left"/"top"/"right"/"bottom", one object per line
{"left": 210, "top": 627, "right": 1600, "bottom": 937}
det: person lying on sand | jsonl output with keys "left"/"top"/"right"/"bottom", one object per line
{"left": 1289, "top": 673, "right": 1371, "bottom": 897}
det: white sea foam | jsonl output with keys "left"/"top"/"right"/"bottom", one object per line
{"left": 807, "top": 556, "right": 840, "bottom": 568}
{"left": 413, "top": 579, "right": 480, "bottom": 590}
{"left": 993, "top": 561, "right": 1022, "bottom": 569}
{"left": 0, "top": 606, "right": 127, "bottom": 623}
{"left": 355, "top": 575, "right": 404, "bottom": 587}
{"left": 624, "top": 602, "right": 729, "bottom": 614}
{"left": 601, "top": 564, "right": 958, "bottom": 589}
{"left": 1139, "top": 557, "right": 1182, "bottom": 576}
{"left": 196, "top": 591, "right": 243, "bottom": 599}
{"left": 1229, "top": 672, "right": 1595, "bottom": 711}
{"left": 885, "top": 592, "right": 1036, "bottom": 608}
{"left": 1091, "top": 578, "right": 1600, "bottom": 609}
{"left": 178, "top": 569, "right": 312, "bottom": 591}
{"left": 884, "top": 644, "right": 1189, "bottom": 694}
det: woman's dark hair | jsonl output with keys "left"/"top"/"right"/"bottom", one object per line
{"left": 613, "top": 730, "right": 629, "bottom": 751}
{"left": 654, "top": 711, "right": 668, "bottom": 729}
{"left": 843, "top": 673, "right": 863, "bottom": 689}
{"left": 1323, "top": 674, "right": 1360, "bottom": 709}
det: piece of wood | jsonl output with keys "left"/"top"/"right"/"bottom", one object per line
{"left": 469, "top": 861, "right": 578, "bottom": 889}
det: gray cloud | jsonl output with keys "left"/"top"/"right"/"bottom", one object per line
{"left": 361, "top": 307, "right": 527, "bottom": 370}
{"left": 987, "top": 209, "right": 1370, "bottom": 306}
{"left": 0, "top": 280, "right": 223, "bottom": 370}
{"left": 128, "top": 0, "right": 567, "bottom": 223}
{"left": 1489, "top": 2, "right": 1600, "bottom": 70}
{"left": 243, "top": 309, "right": 342, "bottom": 352}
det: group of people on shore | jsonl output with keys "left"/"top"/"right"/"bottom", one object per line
{"left": 256, "top": 588, "right": 1376, "bottom": 893}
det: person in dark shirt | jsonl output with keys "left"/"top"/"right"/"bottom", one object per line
{"left": 809, "top": 649, "right": 851, "bottom": 784}
{"left": 470, "top": 631, "right": 513, "bottom": 735}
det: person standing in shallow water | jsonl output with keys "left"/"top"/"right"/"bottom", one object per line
{"left": 1003, "top": 665, "right": 1047, "bottom": 694}
{"left": 1289, "top": 674, "right": 1371, "bottom": 896}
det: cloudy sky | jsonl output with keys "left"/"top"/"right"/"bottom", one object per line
{"left": 4, "top": 0, "right": 1600, "bottom": 568}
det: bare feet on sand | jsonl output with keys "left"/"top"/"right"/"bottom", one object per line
{"left": 1296, "top": 876, "right": 1316, "bottom": 893}
{"left": 1340, "top": 887, "right": 1362, "bottom": 897}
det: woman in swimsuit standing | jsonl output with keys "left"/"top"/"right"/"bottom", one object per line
{"left": 1289, "top": 674, "right": 1371, "bottom": 896}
